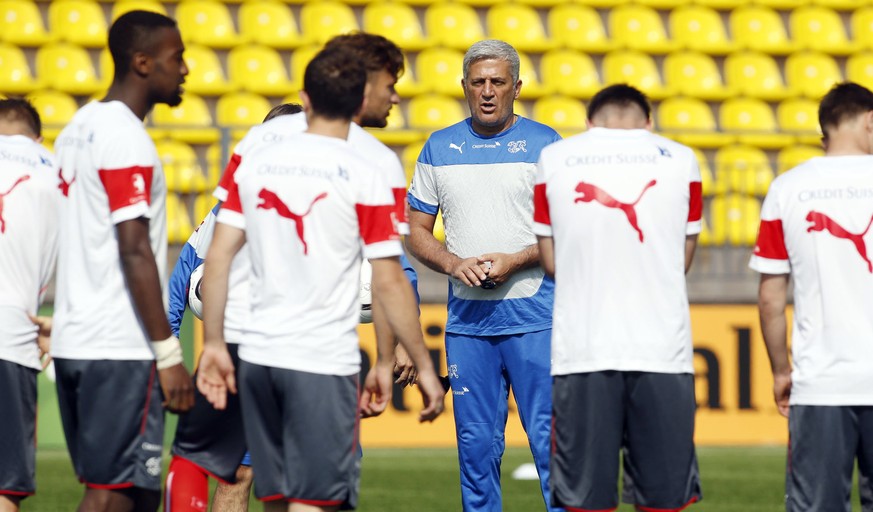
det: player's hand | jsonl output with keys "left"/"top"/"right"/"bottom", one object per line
{"left": 451, "top": 256, "right": 489, "bottom": 287}
{"left": 393, "top": 343, "right": 417, "bottom": 387}
{"left": 360, "top": 361, "right": 393, "bottom": 418}
{"left": 478, "top": 253, "right": 516, "bottom": 285}
{"left": 773, "top": 372, "right": 791, "bottom": 418}
{"left": 29, "top": 315, "right": 52, "bottom": 369}
{"left": 415, "top": 370, "right": 446, "bottom": 423}
{"left": 196, "top": 345, "right": 237, "bottom": 411}
{"left": 158, "top": 363, "right": 195, "bottom": 413}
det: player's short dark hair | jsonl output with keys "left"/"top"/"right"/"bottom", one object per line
{"left": 108, "top": 10, "right": 178, "bottom": 80}
{"left": 587, "top": 84, "right": 652, "bottom": 121}
{"left": 263, "top": 103, "right": 303, "bottom": 122}
{"left": 323, "top": 32, "right": 404, "bottom": 79}
{"left": 303, "top": 48, "right": 367, "bottom": 120}
{"left": 818, "top": 82, "right": 873, "bottom": 135}
{"left": 0, "top": 98, "right": 41, "bottom": 137}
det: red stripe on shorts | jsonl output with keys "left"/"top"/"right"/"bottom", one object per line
{"left": 85, "top": 481, "right": 135, "bottom": 490}
{"left": 290, "top": 498, "right": 343, "bottom": 506}
{"left": 140, "top": 363, "right": 156, "bottom": 435}
{"left": 637, "top": 496, "right": 699, "bottom": 512}
{"left": 565, "top": 506, "right": 617, "bottom": 512}
{"left": 259, "top": 494, "right": 286, "bottom": 502}
{"left": 0, "top": 490, "right": 34, "bottom": 496}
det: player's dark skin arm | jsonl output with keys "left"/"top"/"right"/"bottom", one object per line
{"left": 117, "top": 218, "right": 194, "bottom": 413}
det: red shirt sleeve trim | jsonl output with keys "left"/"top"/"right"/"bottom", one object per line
{"left": 754, "top": 219, "right": 789, "bottom": 260}
{"left": 222, "top": 177, "right": 243, "bottom": 214}
{"left": 356, "top": 204, "right": 399, "bottom": 246}
{"left": 98, "top": 165, "right": 153, "bottom": 213}
{"left": 533, "top": 183, "right": 550, "bottom": 226}
{"left": 392, "top": 187, "right": 408, "bottom": 225}
{"left": 688, "top": 181, "right": 702, "bottom": 222}
{"left": 217, "top": 153, "right": 242, "bottom": 194}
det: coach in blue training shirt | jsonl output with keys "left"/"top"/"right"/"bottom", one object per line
{"left": 406, "top": 40, "right": 561, "bottom": 512}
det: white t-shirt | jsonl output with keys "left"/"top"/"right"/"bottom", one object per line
{"left": 52, "top": 101, "right": 168, "bottom": 361}
{"left": 218, "top": 131, "right": 401, "bottom": 376}
{"left": 534, "top": 128, "right": 702, "bottom": 376}
{"left": 750, "top": 156, "right": 873, "bottom": 405}
{"left": 0, "top": 135, "right": 59, "bottom": 370}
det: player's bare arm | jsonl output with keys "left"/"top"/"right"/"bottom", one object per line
{"left": 197, "top": 223, "right": 245, "bottom": 411}
{"left": 117, "top": 217, "right": 194, "bottom": 413}
{"left": 369, "top": 257, "right": 445, "bottom": 422}
{"left": 407, "top": 209, "right": 488, "bottom": 287}
{"left": 479, "top": 243, "right": 541, "bottom": 285}
{"left": 685, "top": 234, "right": 699, "bottom": 274}
{"left": 758, "top": 273, "right": 791, "bottom": 418}
{"left": 536, "top": 236, "right": 555, "bottom": 278}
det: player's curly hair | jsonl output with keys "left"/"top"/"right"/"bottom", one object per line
{"left": 0, "top": 98, "right": 41, "bottom": 137}
{"left": 304, "top": 48, "right": 367, "bottom": 120}
{"left": 108, "top": 10, "right": 177, "bottom": 80}
{"left": 324, "top": 32, "right": 405, "bottom": 80}
{"left": 819, "top": 82, "right": 873, "bottom": 136}
{"left": 587, "top": 84, "right": 652, "bottom": 121}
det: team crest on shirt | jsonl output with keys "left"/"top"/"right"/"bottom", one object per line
{"left": 507, "top": 140, "right": 527, "bottom": 154}
{"left": 145, "top": 456, "right": 162, "bottom": 477}
{"left": 132, "top": 173, "right": 146, "bottom": 194}
{"left": 806, "top": 210, "right": 873, "bottom": 273}
{"left": 657, "top": 146, "right": 672, "bottom": 158}
{"left": 448, "top": 364, "right": 459, "bottom": 379}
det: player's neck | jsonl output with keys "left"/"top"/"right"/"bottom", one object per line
{"left": 103, "top": 81, "right": 150, "bottom": 120}
{"left": 825, "top": 137, "right": 869, "bottom": 157}
{"left": 305, "top": 115, "right": 351, "bottom": 140}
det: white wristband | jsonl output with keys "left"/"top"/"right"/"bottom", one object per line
{"left": 151, "top": 335, "right": 184, "bottom": 370}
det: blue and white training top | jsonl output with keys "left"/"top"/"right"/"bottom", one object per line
{"left": 408, "top": 116, "right": 560, "bottom": 336}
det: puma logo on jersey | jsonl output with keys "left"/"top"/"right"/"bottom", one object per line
{"left": 58, "top": 169, "right": 75, "bottom": 197}
{"left": 575, "top": 180, "right": 657, "bottom": 242}
{"left": 257, "top": 189, "right": 328, "bottom": 255}
{"left": 806, "top": 210, "right": 873, "bottom": 273}
{"left": 449, "top": 142, "right": 465, "bottom": 154}
{"left": 0, "top": 175, "right": 30, "bottom": 234}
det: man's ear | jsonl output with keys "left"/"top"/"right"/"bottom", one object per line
{"left": 513, "top": 80, "right": 523, "bottom": 100}
{"left": 130, "top": 51, "right": 152, "bottom": 78}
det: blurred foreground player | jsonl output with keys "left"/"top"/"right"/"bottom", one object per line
{"left": 0, "top": 99, "right": 59, "bottom": 512}
{"left": 197, "top": 48, "right": 445, "bottom": 512}
{"left": 52, "top": 11, "right": 194, "bottom": 512}
{"left": 751, "top": 82, "right": 873, "bottom": 511}
{"left": 534, "top": 84, "right": 703, "bottom": 511}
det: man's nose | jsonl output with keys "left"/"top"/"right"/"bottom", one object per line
{"left": 482, "top": 80, "right": 495, "bottom": 97}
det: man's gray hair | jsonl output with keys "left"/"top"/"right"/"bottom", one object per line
{"left": 462, "top": 40, "right": 520, "bottom": 83}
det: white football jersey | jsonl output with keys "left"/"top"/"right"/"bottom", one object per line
{"left": 0, "top": 135, "right": 59, "bottom": 369}
{"left": 534, "top": 128, "right": 702, "bottom": 376}
{"left": 218, "top": 132, "right": 401, "bottom": 376}
{"left": 52, "top": 101, "right": 168, "bottom": 360}
{"left": 750, "top": 156, "right": 873, "bottom": 405}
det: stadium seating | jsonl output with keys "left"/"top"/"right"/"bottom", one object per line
{"left": 0, "top": 0, "right": 55, "bottom": 47}
{"left": 847, "top": 53, "right": 873, "bottom": 90}
{"left": 720, "top": 98, "right": 795, "bottom": 149}
{"left": 363, "top": 2, "right": 431, "bottom": 52}
{"left": 192, "top": 192, "right": 214, "bottom": 226}
{"left": 516, "top": 52, "right": 551, "bottom": 100}
{"left": 156, "top": 139, "right": 208, "bottom": 194}
{"left": 815, "top": 0, "right": 866, "bottom": 10}
{"left": 486, "top": 4, "right": 556, "bottom": 53}
{"left": 776, "top": 99, "right": 822, "bottom": 145}
{"left": 547, "top": 4, "right": 616, "bottom": 54}
{"left": 602, "top": 51, "right": 675, "bottom": 100}
{"left": 708, "top": 193, "right": 761, "bottom": 246}
{"left": 150, "top": 93, "right": 220, "bottom": 144}
{"left": 289, "top": 45, "right": 321, "bottom": 92}
{"left": 663, "top": 52, "right": 733, "bottom": 101}
{"left": 851, "top": 8, "right": 873, "bottom": 51}
{"left": 111, "top": 0, "right": 167, "bottom": 21}
{"left": 424, "top": 3, "right": 484, "bottom": 51}
{"left": 724, "top": 52, "right": 792, "bottom": 102}
{"left": 238, "top": 1, "right": 303, "bottom": 50}
{"left": 395, "top": 56, "right": 424, "bottom": 97}
{"left": 48, "top": 0, "right": 107, "bottom": 48}
{"left": 166, "top": 193, "right": 194, "bottom": 244}
{"left": 0, "top": 43, "right": 41, "bottom": 94}
{"left": 609, "top": 5, "right": 680, "bottom": 54}
{"left": 790, "top": 6, "right": 861, "bottom": 56}
{"left": 176, "top": 0, "right": 244, "bottom": 49}
{"left": 714, "top": 145, "right": 774, "bottom": 195}
{"left": 369, "top": 107, "right": 422, "bottom": 146}
{"left": 540, "top": 50, "right": 601, "bottom": 99}
{"left": 183, "top": 44, "right": 236, "bottom": 96}
{"left": 216, "top": 91, "right": 272, "bottom": 139}
{"left": 407, "top": 94, "right": 465, "bottom": 132}
{"left": 228, "top": 45, "right": 293, "bottom": 97}
{"left": 694, "top": 0, "right": 748, "bottom": 10}
{"left": 691, "top": 147, "right": 721, "bottom": 196}
{"left": 784, "top": 52, "right": 842, "bottom": 100}
{"left": 669, "top": 6, "right": 738, "bottom": 55}
{"left": 36, "top": 43, "right": 103, "bottom": 95}
{"left": 730, "top": 6, "right": 799, "bottom": 55}
{"left": 532, "top": 96, "right": 587, "bottom": 138}
{"left": 401, "top": 141, "right": 424, "bottom": 185}
{"left": 416, "top": 47, "right": 466, "bottom": 98}
{"left": 777, "top": 145, "right": 824, "bottom": 174}
{"left": 657, "top": 97, "right": 734, "bottom": 148}
{"left": 27, "top": 89, "right": 78, "bottom": 140}
{"left": 299, "top": 1, "right": 359, "bottom": 45}
{"left": 98, "top": 47, "right": 112, "bottom": 92}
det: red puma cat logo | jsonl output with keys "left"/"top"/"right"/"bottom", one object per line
{"left": 0, "top": 175, "right": 31, "bottom": 234}
{"left": 806, "top": 210, "right": 873, "bottom": 273}
{"left": 575, "top": 180, "right": 657, "bottom": 242}
{"left": 257, "top": 189, "right": 328, "bottom": 255}
{"left": 58, "top": 169, "right": 75, "bottom": 197}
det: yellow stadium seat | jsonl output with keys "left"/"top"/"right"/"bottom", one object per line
{"left": 697, "top": 215, "right": 714, "bottom": 246}
{"left": 229, "top": 45, "right": 293, "bottom": 97}
{"left": 513, "top": 100, "right": 529, "bottom": 119}
{"left": 813, "top": 0, "right": 865, "bottom": 10}
{"left": 36, "top": 43, "right": 102, "bottom": 95}
{"left": 368, "top": 107, "right": 422, "bottom": 146}
{"left": 97, "top": 47, "right": 113, "bottom": 92}
{"left": 709, "top": 193, "right": 761, "bottom": 246}
{"left": 570, "top": 0, "right": 629, "bottom": 8}
{"left": 193, "top": 193, "right": 215, "bottom": 227}
{"left": 670, "top": 6, "right": 738, "bottom": 55}
{"left": 548, "top": 4, "right": 617, "bottom": 54}
{"left": 416, "top": 48, "right": 466, "bottom": 98}
{"left": 238, "top": 1, "right": 302, "bottom": 50}
{"left": 401, "top": 141, "right": 425, "bottom": 185}
{"left": 720, "top": 98, "right": 795, "bottom": 149}
{"left": 216, "top": 92, "right": 272, "bottom": 139}
{"left": 657, "top": 97, "right": 735, "bottom": 149}
{"left": 424, "top": 3, "right": 484, "bottom": 51}
{"left": 663, "top": 52, "right": 734, "bottom": 101}
{"left": 166, "top": 193, "right": 194, "bottom": 244}
{"left": 541, "top": 50, "right": 601, "bottom": 99}
{"left": 516, "top": 52, "right": 551, "bottom": 100}
{"left": 395, "top": 56, "right": 425, "bottom": 98}
{"left": 691, "top": 147, "right": 721, "bottom": 196}
{"left": 408, "top": 94, "right": 465, "bottom": 132}
{"left": 847, "top": 53, "right": 873, "bottom": 90}
{"left": 777, "top": 98, "right": 822, "bottom": 146}
{"left": 514, "top": 0, "right": 572, "bottom": 7}
{"left": 777, "top": 145, "right": 824, "bottom": 175}
{"left": 724, "top": 52, "right": 792, "bottom": 102}
{"left": 609, "top": 5, "right": 680, "bottom": 55}
{"left": 790, "top": 6, "right": 860, "bottom": 56}
{"left": 532, "top": 96, "right": 586, "bottom": 138}
{"left": 156, "top": 139, "right": 207, "bottom": 194}
{"left": 363, "top": 2, "right": 432, "bottom": 52}
{"left": 753, "top": 0, "right": 809, "bottom": 10}
{"left": 48, "top": 0, "right": 106, "bottom": 48}
{"left": 692, "top": 0, "right": 749, "bottom": 9}
{"left": 785, "top": 52, "right": 842, "bottom": 100}
{"left": 300, "top": 1, "right": 358, "bottom": 45}
{"left": 0, "top": 43, "right": 41, "bottom": 94}
{"left": 176, "top": 0, "right": 244, "bottom": 49}
{"left": 450, "top": 0, "right": 505, "bottom": 8}
{"left": 206, "top": 142, "right": 230, "bottom": 189}
{"left": 486, "top": 4, "right": 556, "bottom": 54}
{"left": 730, "top": 6, "right": 799, "bottom": 55}
{"left": 289, "top": 45, "right": 321, "bottom": 93}
{"left": 111, "top": 0, "right": 167, "bottom": 20}
{"left": 0, "top": 0, "right": 55, "bottom": 47}
{"left": 714, "top": 145, "right": 774, "bottom": 196}
{"left": 851, "top": 8, "right": 873, "bottom": 51}
{"left": 26, "top": 89, "right": 78, "bottom": 140}
{"left": 151, "top": 93, "right": 220, "bottom": 144}
{"left": 183, "top": 44, "right": 235, "bottom": 96}
{"left": 602, "top": 51, "right": 675, "bottom": 100}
